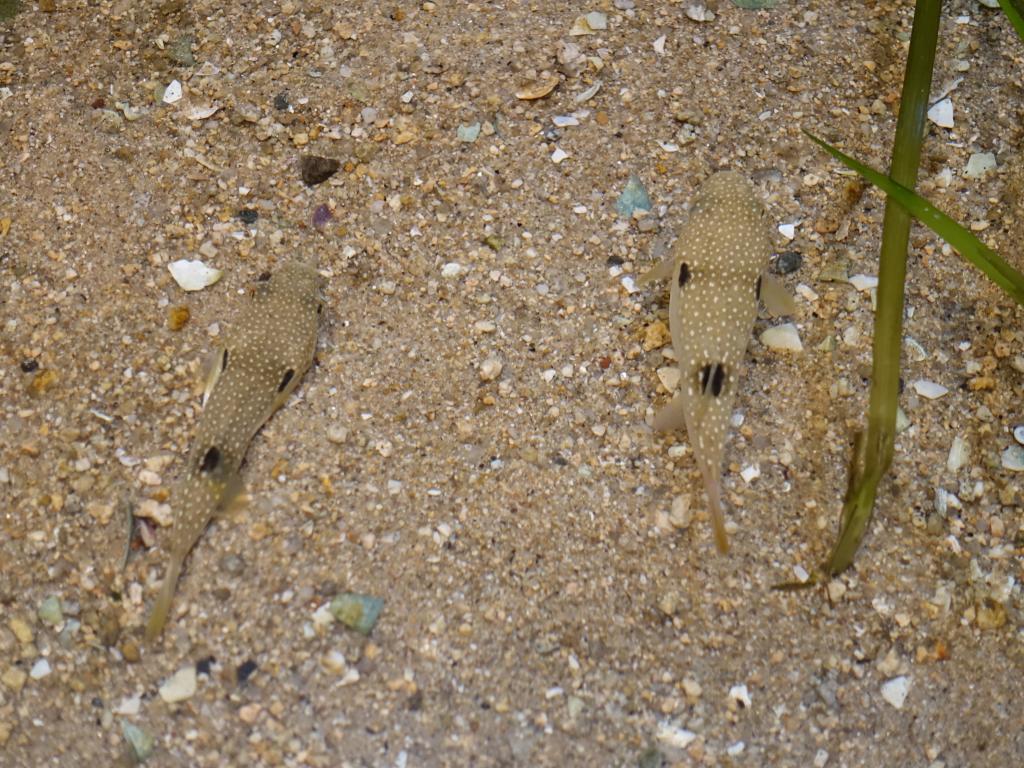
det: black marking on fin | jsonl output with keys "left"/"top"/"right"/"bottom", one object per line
{"left": 278, "top": 369, "right": 295, "bottom": 393}
{"left": 699, "top": 363, "right": 726, "bottom": 398}
{"left": 317, "top": 303, "right": 323, "bottom": 315}
{"left": 755, "top": 275, "right": 762, "bottom": 302}
{"left": 678, "top": 262, "right": 691, "bottom": 288}
{"left": 711, "top": 364, "right": 726, "bottom": 397}
{"left": 200, "top": 446, "right": 221, "bottom": 473}
{"left": 221, "top": 349, "right": 229, "bottom": 372}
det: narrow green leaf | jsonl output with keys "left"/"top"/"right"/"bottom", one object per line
{"left": 804, "top": 130, "right": 1024, "bottom": 307}
{"left": 998, "top": 0, "right": 1024, "bottom": 40}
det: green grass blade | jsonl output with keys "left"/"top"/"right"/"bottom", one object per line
{"left": 998, "top": 0, "right": 1024, "bottom": 39}
{"left": 804, "top": 130, "right": 1024, "bottom": 307}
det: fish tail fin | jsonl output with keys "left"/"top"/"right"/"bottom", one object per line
{"left": 145, "top": 557, "right": 182, "bottom": 643}
{"left": 704, "top": 468, "right": 729, "bottom": 554}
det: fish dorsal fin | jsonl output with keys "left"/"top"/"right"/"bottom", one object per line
{"left": 759, "top": 273, "right": 796, "bottom": 317}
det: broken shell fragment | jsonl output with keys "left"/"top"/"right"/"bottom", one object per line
{"left": 516, "top": 75, "right": 560, "bottom": 100}
{"left": 168, "top": 259, "right": 223, "bottom": 291}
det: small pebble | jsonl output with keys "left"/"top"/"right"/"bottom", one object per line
{"left": 1013, "top": 426, "right": 1024, "bottom": 446}
{"left": 656, "top": 722, "right": 696, "bottom": 749}
{"left": 9, "top": 617, "right": 33, "bottom": 645}
{"left": 135, "top": 499, "right": 173, "bottom": 526}
{"left": 167, "top": 306, "right": 190, "bottom": 331}
{"left": 551, "top": 147, "right": 569, "bottom": 164}
{"left": 159, "top": 665, "right": 198, "bottom": 703}
{"left": 849, "top": 274, "right": 878, "bottom": 292}
{"left": 29, "top": 658, "right": 51, "bottom": 679}
{"left": 880, "top": 676, "right": 910, "bottom": 709}
{"left": 327, "top": 425, "right": 349, "bottom": 444}
{"left": 681, "top": 678, "right": 702, "bottom": 699}
{"left": 827, "top": 580, "right": 847, "bottom": 602}
{"left": 114, "top": 695, "right": 141, "bottom": 716}
{"left": 441, "top": 262, "right": 463, "bottom": 278}
{"left": 479, "top": 356, "right": 503, "bottom": 382}
{"left": 728, "top": 684, "right": 752, "bottom": 709}
{"left": 773, "top": 251, "right": 802, "bottom": 274}
{"left": 964, "top": 152, "right": 996, "bottom": 179}
{"left": 329, "top": 593, "right": 384, "bottom": 635}
{"left": 38, "top": 596, "right": 63, "bottom": 626}
{"left": 1000, "top": 445, "right": 1024, "bottom": 472}
{"left": 657, "top": 366, "right": 680, "bottom": 393}
{"left": 121, "top": 721, "right": 154, "bottom": 762}
{"left": 946, "top": 436, "right": 969, "bottom": 472}
{"left": 927, "top": 97, "right": 954, "bottom": 128}
{"left": 456, "top": 123, "right": 481, "bottom": 143}
{"left": 2, "top": 667, "right": 27, "bottom": 693}
{"left": 236, "top": 659, "right": 258, "bottom": 684}
{"left": 300, "top": 155, "right": 340, "bottom": 186}
{"left": 913, "top": 380, "right": 948, "bottom": 399}
{"left": 760, "top": 323, "right": 803, "bottom": 352}
{"left": 669, "top": 495, "right": 692, "bottom": 529}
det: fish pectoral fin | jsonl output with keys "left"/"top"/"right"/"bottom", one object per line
{"left": 759, "top": 273, "right": 797, "bottom": 317}
{"left": 144, "top": 556, "right": 183, "bottom": 643}
{"left": 214, "top": 473, "right": 247, "bottom": 519}
{"left": 637, "top": 257, "right": 675, "bottom": 287}
{"left": 652, "top": 392, "right": 688, "bottom": 433}
{"left": 698, "top": 459, "right": 729, "bottom": 554}
{"left": 199, "top": 348, "right": 226, "bottom": 407}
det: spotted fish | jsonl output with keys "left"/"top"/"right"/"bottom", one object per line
{"left": 640, "top": 171, "right": 793, "bottom": 552}
{"left": 144, "top": 260, "right": 325, "bottom": 641}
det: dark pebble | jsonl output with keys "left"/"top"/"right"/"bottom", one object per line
{"left": 773, "top": 251, "right": 803, "bottom": 275}
{"left": 196, "top": 655, "right": 216, "bottom": 676}
{"left": 407, "top": 690, "right": 424, "bottom": 711}
{"left": 236, "top": 659, "right": 257, "bottom": 684}
{"left": 237, "top": 208, "right": 259, "bottom": 224}
{"left": 606, "top": 254, "right": 623, "bottom": 267}
{"left": 20, "top": 359, "right": 39, "bottom": 373}
{"left": 273, "top": 92, "right": 290, "bottom": 111}
{"left": 300, "top": 155, "right": 340, "bottom": 186}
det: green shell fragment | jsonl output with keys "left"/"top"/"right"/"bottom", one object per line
{"left": 457, "top": 123, "right": 481, "bottom": 143}
{"left": 38, "top": 595, "right": 63, "bottom": 626}
{"left": 615, "top": 175, "right": 652, "bottom": 218}
{"left": 121, "top": 721, "right": 155, "bottom": 763}
{"left": 329, "top": 593, "right": 384, "bottom": 635}
{"left": 731, "top": 0, "right": 778, "bottom": 9}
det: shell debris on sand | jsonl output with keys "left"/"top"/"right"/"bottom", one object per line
{"left": 168, "top": 259, "right": 223, "bottom": 291}
{"left": 760, "top": 323, "right": 803, "bottom": 352}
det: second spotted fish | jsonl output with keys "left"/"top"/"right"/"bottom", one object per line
{"left": 640, "top": 171, "right": 793, "bottom": 553}
{"left": 145, "top": 260, "right": 325, "bottom": 641}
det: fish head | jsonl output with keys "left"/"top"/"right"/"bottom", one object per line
{"left": 270, "top": 261, "right": 326, "bottom": 312}
{"left": 688, "top": 173, "right": 770, "bottom": 250}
